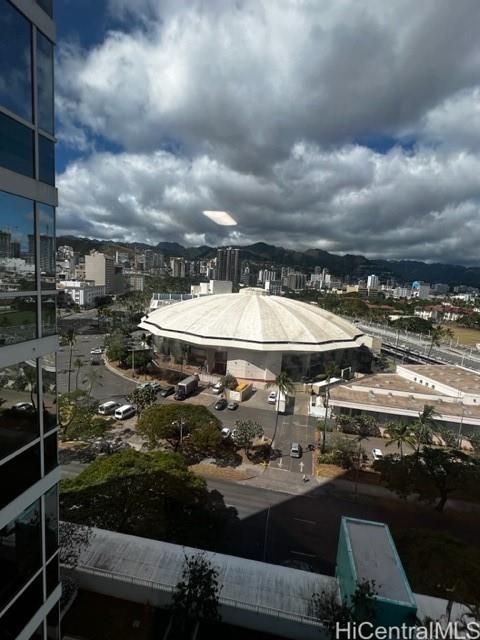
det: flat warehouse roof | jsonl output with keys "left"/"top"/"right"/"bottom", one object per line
{"left": 401, "top": 365, "right": 480, "bottom": 394}
{"left": 346, "top": 520, "right": 413, "bottom": 604}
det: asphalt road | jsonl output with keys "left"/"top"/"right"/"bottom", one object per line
{"left": 205, "top": 477, "right": 480, "bottom": 575}
{"left": 57, "top": 333, "right": 137, "bottom": 402}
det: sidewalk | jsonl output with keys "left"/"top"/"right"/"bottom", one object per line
{"left": 238, "top": 464, "right": 480, "bottom": 513}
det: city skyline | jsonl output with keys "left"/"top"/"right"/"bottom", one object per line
{"left": 54, "top": 1, "right": 480, "bottom": 264}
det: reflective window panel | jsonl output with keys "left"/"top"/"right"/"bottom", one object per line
{"left": 38, "top": 136, "right": 55, "bottom": 186}
{"left": 41, "top": 295, "right": 56, "bottom": 337}
{"left": 42, "top": 354, "right": 57, "bottom": 431}
{"left": 36, "top": 0, "right": 53, "bottom": 18}
{"left": 29, "top": 623, "right": 45, "bottom": 639}
{"left": 0, "top": 296, "right": 37, "bottom": 345}
{"left": 0, "top": 360, "right": 39, "bottom": 461}
{"left": 44, "top": 485, "right": 58, "bottom": 559}
{"left": 0, "top": 191, "right": 36, "bottom": 292}
{"left": 37, "top": 32, "right": 54, "bottom": 135}
{"left": 0, "top": 0, "right": 32, "bottom": 121}
{"left": 46, "top": 604, "right": 60, "bottom": 640}
{"left": 0, "top": 112, "right": 34, "bottom": 177}
{"left": 0, "top": 499, "right": 42, "bottom": 612}
{"left": 38, "top": 204, "right": 56, "bottom": 289}
{"left": 0, "top": 444, "right": 41, "bottom": 509}
{"left": 46, "top": 555, "right": 59, "bottom": 597}
{"left": 43, "top": 433, "right": 57, "bottom": 476}
{"left": 0, "top": 574, "right": 43, "bottom": 640}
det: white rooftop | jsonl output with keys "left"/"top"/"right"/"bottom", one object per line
{"left": 140, "top": 288, "right": 369, "bottom": 352}
{"left": 74, "top": 527, "right": 336, "bottom": 622}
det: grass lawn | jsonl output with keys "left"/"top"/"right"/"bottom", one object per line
{"left": 441, "top": 324, "right": 480, "bottom": 346}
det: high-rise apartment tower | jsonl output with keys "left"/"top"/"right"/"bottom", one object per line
{"left": 0, "top": 1, "right": 61, "bottom": 638}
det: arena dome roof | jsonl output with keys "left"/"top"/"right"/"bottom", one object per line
{"left": 139, "top": 288, "right": 369, "bottom": 353}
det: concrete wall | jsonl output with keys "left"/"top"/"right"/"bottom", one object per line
{"left": 227, "top": 348, "right": 282, "bottom": 381}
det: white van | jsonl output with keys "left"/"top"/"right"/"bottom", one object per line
{"left": 114, "top": 404, "right": 136, "bottom": 420}
{"left": 98, "top": 400, "right": 120, "bottom": 415}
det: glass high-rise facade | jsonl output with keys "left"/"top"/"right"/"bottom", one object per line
{"left": 0, "top": 2, "right": 60, "bottom": 639}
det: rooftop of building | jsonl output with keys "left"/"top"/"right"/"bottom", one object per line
{"left": 352, "top": 373, "right": 438, "bottom": 395}
{"left": 344, "top": 518, "right": 415, "bottom": 605}
{"left": 74, "top": 527, "right": 335, "bottom": 623}
{"left": 400, "top": 364, "right": 480, "bottom": 394}
{"left": 329, "top": 385, "right": 480, "bottom": 421}
{"left": 140, "top": 288, "right": 369, "bottom": 353}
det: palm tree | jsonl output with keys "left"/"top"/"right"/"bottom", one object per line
{"left": 412, "top": 405, "right": 440, "bottom": 451}
{"left": 265, "top": 371, "right": 295, "bottom": 448}
{"left": 83, "top": 368, "right": 103, "bottom": 400}
{"left": 73, "top": 357, "right": 84, "bottom": 390}
{"left": 321, "top": 363, "right": 339, "bottom": 453}
{"left": 385, "top": 420, "right": 416, "bottom": 457}
{"left": 428, "top": 325, "right": 454, "bottom": 356}
{"left": 61, "top": 329, "right": 77, "bottom": 393}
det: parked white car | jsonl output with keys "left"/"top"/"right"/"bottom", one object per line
{"left": 371, "top": 448, "right": 384, "bottom": 461}
{"left": 221, "top": 427, "right": 231, "bottom": 438}
{"left": 212, "top": 382, "right": 224, "bottom": 394}
{"left": 267, "top": 391, "right": 277, "bottom": 404}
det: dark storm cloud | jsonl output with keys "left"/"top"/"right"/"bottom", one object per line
{"left": 56, "top": 0, "right": 480, "bottom": 263}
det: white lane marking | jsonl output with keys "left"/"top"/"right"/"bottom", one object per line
{"left": 290, "top": 550, "right": 316, "bottom": 558}
{"left": 293, "top": 517, "right": 316, "bottom": 525}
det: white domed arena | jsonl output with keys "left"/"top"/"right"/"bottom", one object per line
{"left": 139, "top": 288, "right": 373, "bottom": 382}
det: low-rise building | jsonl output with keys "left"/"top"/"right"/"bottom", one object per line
{"left": 318, "top": 364, "right": 480, "bottom": 438}
{"left": 58, "top": 280, "right": 106, "bottom": 307}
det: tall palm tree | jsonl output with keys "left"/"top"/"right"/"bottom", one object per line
{"left": 385, "top": 420, "right": 416, "bottom": 458}
{"left": 428, "top": 325, "right": 454, "bottom": 356}
{"left": 265, "top": 371, "right": 295, "bottom": 448}
{"left": 412, "top": 405, "right": 440, "bottom": 451}
{"left": 61, "top": 329, "right": 77, "bottom": 393}
{"left": 321, "top": 363, "right": 339, "bottom": 453}
{"left": 83, "top": 368, "right": 103, "bottom": 400}
{"left": 73, "top": 357, "right": 84, "bottom": 390}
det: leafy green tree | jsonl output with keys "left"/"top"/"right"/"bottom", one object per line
{"left": 59, "top": 390, "right": 107, "bottom": 440}
{"left": 104, "top": 330, "right": 128, "bottom": 363}
{"left": 171, "top": 553, "right": 221, "bottom": 639}
{"left": 428, "top": 325, "right": 454, "bottom": 355}
{"left": 412, "top": 405, "right": 440, "bottom": 451}
{"left": 138, "top": 404, "right": 221, "bottom": 451}
{"left": 82, "top": 367, "right": 103, "bottom": 399}
{"left": 310, "top": 580, "right": 377, "bottom": 639}
{"left": 189, "top": 423, "right": 223, "bottom": 455}
{"left": 60, "top": 449, "right": 235, "bottom": 548}
{"left": 375, "top": 448, "right": 480, "bottom": 512}
{"left": 61, "top": 329, "right": 77, "bottom": 393}
{"left": 220, "top": 373, "right": 238, "bottom": 390}
{"left": 266, "top": 371, "right": 295, "bottom": 449}
{"left": 320, "top": 363, "right": 339, "bottom": 453}
{"left": 126, "top": 386, "right": 156, "bottom": 414}
{"left": 385, "top": 420, "right": 416, "bottom": 458}
{"left": 232, "top": 419, "right": 264, "bottom": 457}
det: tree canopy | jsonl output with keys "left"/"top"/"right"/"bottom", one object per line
{"left": 375, "top": 447, "right": 480, "bottom": 512}
{"left": 60, "top": 449, "right": 236, "bottom": 548}
{"left": 138, "top": 404, "right": 221, "bottom": 451}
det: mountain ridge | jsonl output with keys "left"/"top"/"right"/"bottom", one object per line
{"left": 56, "top": 235, "right": 480, "bottom": 287}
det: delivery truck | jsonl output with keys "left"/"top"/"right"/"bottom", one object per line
{"left": 174, "top": 375, "right": 199, "bottom": 400}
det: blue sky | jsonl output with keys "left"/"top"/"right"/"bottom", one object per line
{"left": 54, "top": 0, "right": 480, "bottom": 264}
